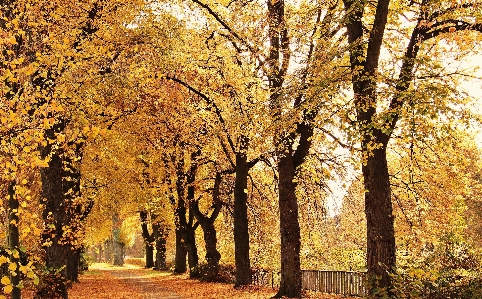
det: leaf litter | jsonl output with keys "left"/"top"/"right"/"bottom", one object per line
{"left": 13, "top": 263, "right": 358, "bottom": 299}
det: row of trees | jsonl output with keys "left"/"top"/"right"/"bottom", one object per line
{"left": 1, "top": 0, "right": 482, "bottom": 298}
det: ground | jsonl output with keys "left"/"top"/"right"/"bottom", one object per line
{"left": 16, "top": 263, "right": 358, "bottom": 299}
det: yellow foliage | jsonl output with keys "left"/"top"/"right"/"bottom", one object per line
{"left": 1, "top": 275, "right": 10, "bottom": 285}
{"left": 8, "top": 262, "right": 17, "bottom": 271}
{"left": 0, "top": 256, "right": 8, "bottom": 266}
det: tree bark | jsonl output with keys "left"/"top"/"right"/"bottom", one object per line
{"left": 39, "top": 150, "right": 69, "bottom": 299}
{"left": 190, "top": 172, "right": 223, "bottom": 279}
{"left": 153, "top": 223, "right": 168, "bottom": 270}
{"left": 140, "top": 211, "right": 154, "bottom": 268}
{"left": 145, "top": 244, "right": 154, "bottom": 268}
{"left": 113, "top": 241, "right": 125, "bottom": 266}
{"left": 363, "top": 144, "right": 396, "bottom": 294}
{"left": 64, "top": 157, "right": 88, "bottom": 284}
{"left": 266, "top": 0, "right": 304, "bottom": 294}
{"left": 103, "top": 240, "right": 113, "bottom": 263}
{"left": 174, "top": 151, "right": 189, "bottom": 274}
{"left": 174, "top": 201, "right": 188, "bottom": 274}
{"left": 8, "top": 181, "right": 21, "bottom": 299}
{"left": 342, "top": 0, "right": 396, "bottom": 294}
{"left": 233, "top": 152, "right": 251, "bottom": 286}
{"left": 273, "top": 118, "right": 313, "bottom": 299}
{"left": 202, "top": 221, "right": 221, "bottom": 270}
{"left": 39, "top": 120, "right": 90, "bottom": 298}
{"left": 186, "top": 224, "right": 199, "bottom": 276}
{"left": 96, "top": 244, "right": 103, "bottom": 262}
{"left": 174, "top": 228, "right": 187, "bottom": 273}
{"left": 274, "top": 154, "right": 302, "bottom": 298}
{"left": 66, "top": 249, "right": 80, "bottom": 282}
{"left": 186, "top": 152, "right": 200, "bottom": 276}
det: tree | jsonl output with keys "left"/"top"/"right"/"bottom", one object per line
{"left": 389, "top": 128, "right": 482, "bottom": 255}
{"left": 341, "top": 0, "right": 482, "bottom": 294}
{"left": 190, "top": 170, "right": 223, "bottom": 279}
{"left": 152, "top": 220, "right": 169, "bottom": 270}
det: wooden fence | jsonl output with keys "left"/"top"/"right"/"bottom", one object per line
{"left": 252, "top": 269, "right": 366, "bottom": 297}
{"left": 302, "top": 270, "right": 366, "bottom": 296}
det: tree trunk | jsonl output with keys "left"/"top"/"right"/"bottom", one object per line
{"left": 97, "top": 244, "right": 103, "bottom": 262}
{"left": 363, "top": 145, "right": 396, "bottom": 295}
{"left": 174, "top": 204, "right": 198, "bottom": 276}
{"left": 140, "top": 211, "right": 154, "bottom": 268}
{"left": 233, "top": 152, "right": 251, "bottom": 286}
{"left": 66, "top": 249, "right": 80, "bottom": 282}
{"left": 189, "top": 172, "right": 223, "bottom": 280}
{"left": 145, "top": 245, "right": 154, "bottom": 268}
{"left": 92, "top": 246, "right": 98, "bottom": 262}
{"left": 274, "top": 154, "right": 302, "bottom": 298}
{"left": 63, "top": 155, "right": 90, "bottom": 283}
{"left": 266, "top": 0, "right": 304, "bottom": 294}
{"left": 174, "top": 228, "right": 187, "bottom": 273}
{"left": 201, "top": 220, "right": 221, "bottom": 279}
{"left": 341, "top": 0, "right": 397, "bottom": 294}
{"left": 39, "top": 123, "right": 89, "bottom": 298}
{"left": 8, "top": 181, "right": 21, "bottom": 299}
{"left": 186, "top": 225, "right": 199, "bottom": 276}
{"left": 113, "top": 241, "right": 125, "bottom": 266}
{"left": 39, "top": 151, "right": 69, "bottom": 299}
{"left": 103, "top": 240, "right": 113, "bottom": 263}
{"left": 174, "top": 195, "right": 189, "bottom": 273}
{"left": 174, "top": 154, "right": 189, "bottom": 274}
{"left": 153, "top": 223, "right": 167, "bottom": 270}
{"left": 186, "top": 154, "right": 199, "bottom": 276}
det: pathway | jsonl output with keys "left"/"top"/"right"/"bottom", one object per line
{"left": 109, "top": 269, "right": 183, "bottom": 299}
{"left": 68, "top": 264, "right": 184, "bottom": 299}
{"left": 64, "top": 263, "right": 349, "bottom": 299}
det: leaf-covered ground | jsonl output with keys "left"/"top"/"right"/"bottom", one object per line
{"left": 17, "top": 263, "right": 358, "bottom": 298}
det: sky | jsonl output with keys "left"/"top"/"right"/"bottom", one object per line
{"left": 459, "top": 54, "right": 482, "bottom": 147}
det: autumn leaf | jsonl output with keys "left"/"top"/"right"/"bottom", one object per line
{"left": 1, "top": 276, "right": 11, "bottom": 285}
{"left": 8, "top": 262, "right": 17, "bottom": 272}
{"left": 3, "top": 285, "right": 13, "bottom": 294}
{"left": 0, "top": 256, "right": 8, "bottom": 266}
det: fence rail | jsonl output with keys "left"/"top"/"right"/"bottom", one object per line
{"left": 252, "top": 269, "right": 366, "bottom": 297}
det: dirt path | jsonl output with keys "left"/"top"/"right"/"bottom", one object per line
{"left": 68, "top": 264, "right": 183, "bottom": 299}
{"left": 65, "top": 263, "right": 279, "bottom": 299}
{"left": 64, "top": 263, "right": 351, "bottom": 299}
{"left": 108, "top": 269, "right": 183, "bottom": 299}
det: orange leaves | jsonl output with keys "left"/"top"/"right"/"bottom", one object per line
{"left": 81, "top": 125, "right": 107, "bottom": 140}
{"left": 69, "top": 265, "right": 359, "bottom": 299}
{"left": 69, "top": 265, "right": 277, "bottom": 299}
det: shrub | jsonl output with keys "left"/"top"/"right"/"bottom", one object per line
{"left": 190, "top": 263, "right": 235, "bottom": 283}
{"left": 79, "top": 253, "right": 90, "bottom": 272}
{"left": 391, "top": 234, "right": 482, "bottom": 299}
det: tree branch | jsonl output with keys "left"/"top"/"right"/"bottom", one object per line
{"left": 165, "top": 75, "right": 236, "bottom": 154}
{"left": 190, "top": 0, "right": 256, "bottom": 55}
